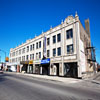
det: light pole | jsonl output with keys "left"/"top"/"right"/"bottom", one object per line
{"left": 0, "top": 49, "right": 6, "bottom": 62}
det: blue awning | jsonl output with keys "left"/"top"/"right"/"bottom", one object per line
{"left": 41, "top": 58, "right": 50, "bottom": 64}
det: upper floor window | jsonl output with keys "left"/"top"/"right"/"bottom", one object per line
{"left": 24, "top": 56, "right": 25, "bottom": 61}
{"left": 22, "top": 48, "right": 25, "bottom": 54}
{"left": 47, "top": 50, "right": 50, "bottom": 57}
{"left": 16, "top": 51, "right": 19, "bottom": 56}
{"left": 33, "top": 44, "right": 35, "bottom": 50}
{"left": 53, "top": 48, "right": 56, "bottom": 57}
{"left": 67, "top": 44, "right": 73, "bottom": 54}
{"left": 47, "top": 38, "right": 50, "bottom": 45}
{"left": 19, "top": 57, "right": 21, "bottom": 61}
{"left": 22, "top": 56, "right": 25, "bottom": 61}
{"left": 22, "top": 56, "right": 24, "bottom": 61}
{"left": 53, "top": 35, "right": 56, "bottom": 44}
{"left": 30, "top": 54, "right": 32, "bottom": 60}
{"left": 19, "top": 49, "right": 21, "bottom": 55}
{"left": 26, "top": 55, "right": 29, "bottom": 61}
{"left": 30, "top": 45, "right": 32, "bottom": 51}
{"left": 27, "top": 46, "right": 29, "bottom": 52}
{"left": 39, "top": 41, "right": 41, "bottom": 48}
{"left": 32, "top": 54, "right": 34, "bottom": 60}
{"left": 36, "top": 42, "right": 38, "bottom": 49}
{"left": 57, "top": 47, "right": 61, "bottom": 56}
{"left": 39, "top": 52, "right": 41, "bottom": 59}
{"left": 66, "top": 29, "right": 73, "bottom": 39}
{"left": 36, "top": 53, "right": 38, "bottom": 59}
{"left": 57, "top": 33, "right": 61, "bottom": 42}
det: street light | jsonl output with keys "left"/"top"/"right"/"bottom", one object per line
{"left": 0, "top": 49, "right": 6, "bottom": 62}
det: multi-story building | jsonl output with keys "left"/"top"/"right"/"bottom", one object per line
{"left": 9, "top": 13, "right": 94, "bottom": 78}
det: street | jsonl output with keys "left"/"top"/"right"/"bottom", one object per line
{"left": 0, "top": 73, "right": 100, "bottom": 100}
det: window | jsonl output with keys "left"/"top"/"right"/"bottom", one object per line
{"left": 67, "top": 44, "right": 73, "bottom": 54}
{"left": 47, "top": 50, "right": 50, "bottom": 57}
{"left": 39, "top": 52, "right": 41, "bottom": 58}
{"left": 53, "top": 48, "right": 56, "bottom": 57}
{"left": 19, "top": 49, "right": 21, "bottom": 55}
{"left": 36, "top": 42, "right": 38, "bottom": 49}
{"left": 57, "top": 33, "right": 61, "bottom": 42}
{"left": 36, "top": 53, "right": 38, "bottom": 59}
{"left": 39, "top": 41, "right": 41, "bottom": 48}
{"left": 22, "top": 56, "right": 25, "bottom": 61}
{"left": 24, "top": 56, "right": 25, "bottom": 61}
{"left": 47, "top": 38, "right": 50, "bottom": 45}
{"left": 30, "top": 45, "right": 32, "bottom": 51}
{"left": 16, "top": 51, "right": 18, "bottom": 56}
{"left": 22, "top": 56, "right": 24, "bottom": 61}
{"left": 26, "top": 55, "right": 29, "bottom": 60}
{"left": 19, "top": 57, "right": 21, "bottom": 61}
{"left": 16, "top": 58, "right": 17, "bottom": 62}
{"left": 33, "top": 44, "right": 35, "bottom": 50}
{"left": 53, "top": 35, "right": 56, "bottom": 44}
{"left": 30, "top": 54, "right": 32, "bottom": 60}
{"left": 32, "top": 54, "right": 34, "bottom": 60}
{"left": 66, "top": 29, "right": 73, "bottom": 39}
{"left": 22, "top": 48, "right": 25, "bottom": 54}
{"left": 57, "top": 47, "right": 61, "bottom": 56}
{"left": 27, "top": 46, "right": 29, "bottom": 52}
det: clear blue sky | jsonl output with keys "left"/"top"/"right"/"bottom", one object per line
{"left": 0, "top": 0, "right": 100, "bottom": 63}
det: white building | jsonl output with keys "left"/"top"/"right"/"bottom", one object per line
{"left": 9, "top": 13, "right": 94, "bottom": 78}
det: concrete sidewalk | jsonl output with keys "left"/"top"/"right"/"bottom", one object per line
{"left": 6, "top": 72, "right": 83, "bottom": 84}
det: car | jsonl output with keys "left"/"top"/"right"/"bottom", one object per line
{"left": 0, "top": 69, "right": 3, "bottom": 74}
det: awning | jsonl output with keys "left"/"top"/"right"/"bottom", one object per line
{"left": 41, "top": 58, "right": 50, "bottom": 64}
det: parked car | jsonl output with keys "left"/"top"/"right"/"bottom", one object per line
{"left": 0, "top": 69, "right": 3, "bottom": 74}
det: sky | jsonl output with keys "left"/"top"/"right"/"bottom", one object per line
{"left": 0, "top": 0, "right": 100, "bottom": 63}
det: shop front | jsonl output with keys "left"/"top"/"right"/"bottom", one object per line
{"left": 64, "top": 62, "right": 78, "bottom": 78}
{"left": 28, "top": 60, "right": 33, "bottom": 74}
{"left": 20, "top": 61, "right": 29, "bottom": 73}
{"left": 34, "top": 60, "right": 41, "bottom": 74}
{"left": 41, "top": 58, "right": 50, "bottom": 75}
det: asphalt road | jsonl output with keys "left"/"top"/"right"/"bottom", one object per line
{"left": 0, "top": 73, "right": 100, "bottom": 100}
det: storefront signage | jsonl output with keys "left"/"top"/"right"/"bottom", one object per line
{"left": 29, "top": 60, "right": 33, "bottom": 64}
{"left": 41, "top": 58, "right": 50, "bottom": 64}
{"left": 34, "top": 60, "right": 41, "bottom": 64}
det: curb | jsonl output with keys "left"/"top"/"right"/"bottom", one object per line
{"left": 5, "top": 72, "right": 82, "bottom": 84}
{"left": 91, "top": 80, "right": 100, "bottom": 85}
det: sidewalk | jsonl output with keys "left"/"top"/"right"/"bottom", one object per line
{"left": 6, "top": 72, "right": 83, "bottom": 84}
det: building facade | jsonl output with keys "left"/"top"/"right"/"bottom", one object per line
{"left": 9, "top": 13, "right": 94, "bottom": 78}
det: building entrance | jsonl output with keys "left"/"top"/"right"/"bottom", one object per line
{"left": 42, "top": 64, "right": 50, "bottom": 75}
{"left": 54, "top": 63, "right": 59, "bottom": 76}
{"left": 29, "top": 64, "right": 33, "bottom": 74}
{"left": 35, "top": 64, "right": 40, "bottom": 74}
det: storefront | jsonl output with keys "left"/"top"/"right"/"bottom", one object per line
{"left": 34, "top": 60, "right": 41, "bottom": 74}
{"left": 41, "top": 58, "right": 50, "bottom": 75}
{"left": 28, "top": 60, "right": 33, "bottom": 74}
{"left": 20, "top": 61, "right": 29, "bottom": 73}
{"left": 64, "top": 62, "right": 78, "bottom": 78}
